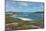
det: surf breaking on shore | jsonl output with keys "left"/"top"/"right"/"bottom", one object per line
{"left": 15, "top": 17, "right": 33, "bottom": 21}
{"left": 11, "top": 15, "right": 34, "bottom": 21}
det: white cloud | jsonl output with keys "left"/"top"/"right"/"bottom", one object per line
{"left": 12, "top": 0, "right": 43, "bottom": 2}
{"left": 18, "top": 6, "right": 22, "bottom": 9}
{"left": 12, "top": 2, "right": 16, "bottom": 4}
{"left": 13, "top": 0, "right": 28, "bottom": 1}
{"left": 13, "top": 0, "right": 44, "bottom": 2}
{"left": 12, "top": 0, "right": 43, "bottom": 7}
{"left": 18, "top": 2, "right": 28, "bottom": 6}
{"left": 12, "top": 0, "right": 29, "bottom": 6}
{"left": 13, "top": 0, "right": 20, "bottom": 1}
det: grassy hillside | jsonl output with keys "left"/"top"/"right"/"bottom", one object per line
{"left": 5, "top": 13, "right": 44, "bottom": 30}
{"left": 5, "top": 14, "right": 23, "bottom": 24}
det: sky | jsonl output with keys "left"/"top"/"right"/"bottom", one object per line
{"left": 6, "top": 0, "right": 44, "bottom": 12}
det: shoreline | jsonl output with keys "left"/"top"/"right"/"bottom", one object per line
{"left": 15, "top": 17, "right": 33, "bottom": 21}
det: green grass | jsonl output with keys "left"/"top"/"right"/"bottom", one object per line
{"left": 15, "top": 25, "right": 32, "bottom": 30}
{"left": 9, "top": 24, "right": 32, "bottom": 30}
{"left": 35, "top": 21, "right": 43, "bottom": 26}
{"left": 34, "top": 19, "right": 44, "bottom": 28}
{"left": 5, "top": 15, "right": 23, "bottom": 24}
{"left": 5, "top": 14, "right": 44, "bottom": 29}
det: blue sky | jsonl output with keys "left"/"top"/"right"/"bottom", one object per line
{"left": 6, "top": 0, "right": 44, "bottom": 12}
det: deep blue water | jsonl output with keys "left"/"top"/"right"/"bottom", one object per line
{"left": 16, "top": 13, "right": 44, "bottom": 20}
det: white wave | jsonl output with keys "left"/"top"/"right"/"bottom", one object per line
{"left": 16, "top": 17, "right": 33, "bottom": 21}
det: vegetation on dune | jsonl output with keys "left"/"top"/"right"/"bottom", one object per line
{"left": 35, "top": 21, "right": 44, "bottom": 28}
{"left": 34, "top": 19, "right": 44, "bottom": 28}
{"left": 5, "top": 14, "right": 32, "bottom": 29}
{"left": 5, "top": 13, "right": 44, "bottom": 30}
{"left": 15, "top": 25, "right": 32, "bottom": 30}
{"left": 8, "top": 24, "right": 32, "bottom": 30}
{"left": 5, "top": 14, "right": 23, "bottom": 24}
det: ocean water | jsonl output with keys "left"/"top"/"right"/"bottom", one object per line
{"left": 10, "top": 12, "right": 44, "bottom": 21}
{"left": 15, "top": 13, "right": 44, "bottom": 20}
